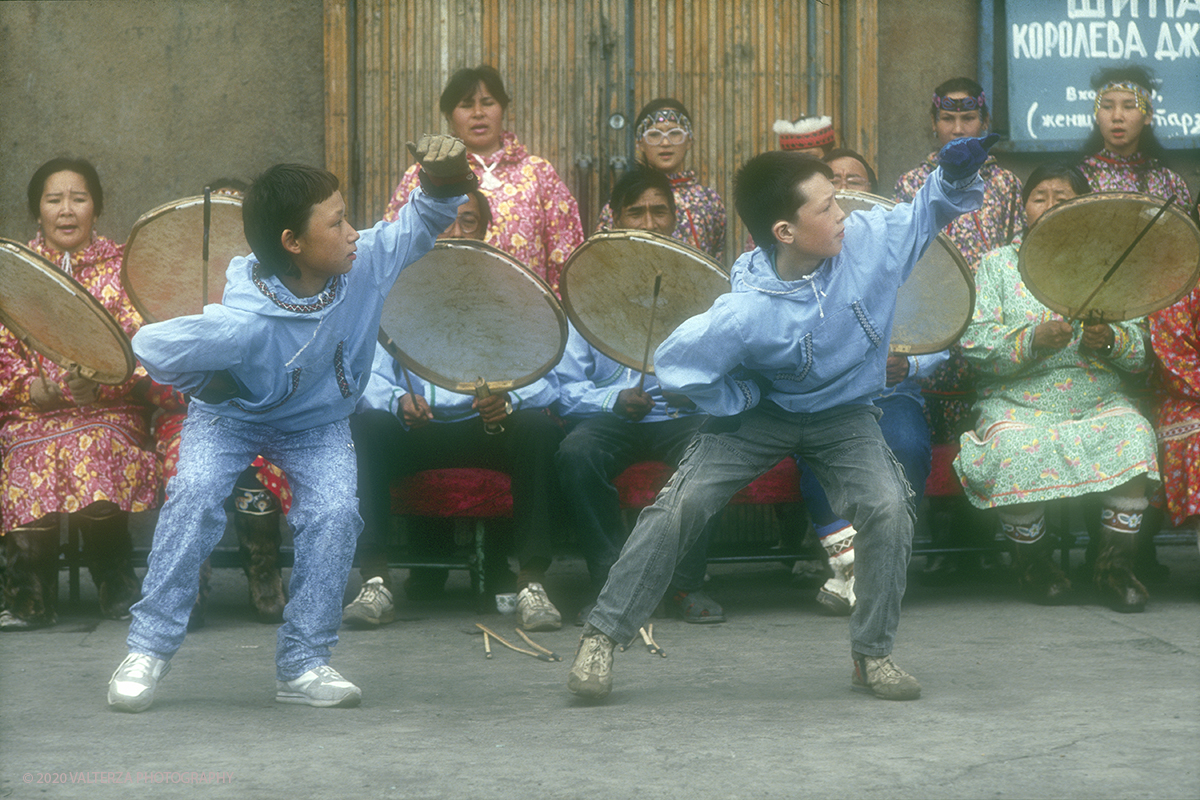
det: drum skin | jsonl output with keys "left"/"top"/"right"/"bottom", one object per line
{"left": 122, "top": 194, "right": 249, "bottom": 322}
{"left": 0, "top": 238, "right": 134, "bottom": 384}
{"left": 1018, "top": 192, "right": 1200, "bottom": 323}
{"left": 378, "top": 239, "right": 567, "bottom": 393}
{"left": 835, "top": 191, "right": 975, "bottom": 355}
{"left": 559, "top": 230, "right": 730, "bottom": 373}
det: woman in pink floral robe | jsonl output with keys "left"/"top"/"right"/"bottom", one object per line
{"left": 2, "top": 158, "right": 158, "bottom": 629}
{"left": 384, "top": 65, "right": 584, "bottom": 294}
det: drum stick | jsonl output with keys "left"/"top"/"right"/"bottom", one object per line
{"left": 474, "top": 623, "right": 549, "bottom": 660}
{"left": 515, "top": 628, "right": 562, "bottom": 661}
{"left": 483, "top": 630, "right": 492, "bottom": 659}
{"left": 1071, "top": 195, "right": 1175, "bottom": 321}
{"left": 202, "top": 187, "right": 211, "bottom": 311}
{"left": 638, "top": 273, "right": 664, "bottom": 391}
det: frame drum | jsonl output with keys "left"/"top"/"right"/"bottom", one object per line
{"left": 559, "top": 230, "right": 730, "bottom": 373}
{"left": 378, "top": 239, "right": 568, "bottom": 393}
{"left": 122, "top": 194, "right": 249, "bottom": 322}
{"left": 1018, "top": 192, "right": 1200, "bottom": 322}
{"left": 836, "top": 191, "right": 975, "bottom": 354}
{"left": 0, "top": 238, "right": 134, "bottom": 384}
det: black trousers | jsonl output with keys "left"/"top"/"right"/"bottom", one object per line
{"left": 349, "top": 408, "right": 564, "bottom": 574}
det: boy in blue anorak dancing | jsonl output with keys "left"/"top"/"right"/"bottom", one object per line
{"left": 568, "top": 135, "right": 997, "bottom": 701}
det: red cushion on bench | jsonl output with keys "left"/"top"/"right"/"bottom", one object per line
{"left": 613, "top": 458, "right": 801, "bottom": 509}
{"left": 391, "top": 468, "right": 514, "bottom": 518}
{"left": 924, "top": 443, "right": 963, "bottom": 497}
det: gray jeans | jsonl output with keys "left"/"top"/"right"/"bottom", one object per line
{"left": 587, "top": 402, "right": 915, "bottom": 656}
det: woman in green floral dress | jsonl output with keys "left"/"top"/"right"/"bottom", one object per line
{"left": 954, "top": 163, "right": 1159, "bottom": 612}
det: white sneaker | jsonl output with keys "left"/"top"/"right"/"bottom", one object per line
{"left": 108, "top": 653, "right": 171, "bottom": 713}
{"left": 275, "top": 665, "right": 362, "bottom": 707}
{"left": 517, "top": 582, "right": 562, "bottom": 631}
{"left": 342, "top": 577, "right": 395, "bottom": 628}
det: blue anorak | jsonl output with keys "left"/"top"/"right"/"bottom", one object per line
{"left": 359, "top": 342, "right": 558, "bottom": 423}
{"left": 654, "top": 167, "right": 982, "bottom": 417}
{"left": 132, "top": 189, "right": 459, "bottom": 432}
{"left": 554, "top": 323, "right": 706, "bottom": 424}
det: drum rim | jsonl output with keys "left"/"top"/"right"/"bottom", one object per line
{"left": 121, "top": 193, "right": 245, "bottom": 323}
{"left": 559, "top": 229, "right": 729, "bottom": 372}
{"left": 835, "top": 191, "right": 975, "bottom": 354}
{"left": 0, "top": 237, "right": 134, "bottom": 384}
{"left": 377, "top": 238, "right": 569, "bottom": 393}
{"left": 1017, "top": 190, "right": 1200, "bottom": 322}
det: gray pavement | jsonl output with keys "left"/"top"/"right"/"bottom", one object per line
{"left": 1, "top": 539, "right": 1198, "bottom": 800}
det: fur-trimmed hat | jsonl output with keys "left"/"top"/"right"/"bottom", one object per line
{"left": 773, "top": 116, "right": 836, "bottom": 151}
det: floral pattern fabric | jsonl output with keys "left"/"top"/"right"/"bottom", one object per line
{"left": 895, "top": 156, "right": 1026, "bottom": 445}
{"left": 595, "top": 169, "right": 727, "bottom": 260}
{"left": 1079, "top": 150, "right": 1193, "bottom": 204}
{"left": 1150, "top": 285, "right": 1200, "bottom": 526}
{"left": 384, "top": 131, "right": 584, "bottom": 293}
{"left": 1, "top": 235, "right": 159, "bottom": 529}
{"left": 953, "top": 239, "right": 1159, "bottom": 509}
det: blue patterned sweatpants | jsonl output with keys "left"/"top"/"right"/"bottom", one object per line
{"left": 127, "top": 407, "right": 362, "bottom": 680}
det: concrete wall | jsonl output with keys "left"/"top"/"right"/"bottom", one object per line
{"left": 0, "top": 0, "right": 325, "bottom": 245}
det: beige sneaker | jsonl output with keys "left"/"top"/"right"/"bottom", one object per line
{"left": 342, "top": 577, "right": 395, "bottom": 628}
{"left": 852, "top": 652, "right": 921, "bottom": 700}
{"left": 517, "top": 582, "right": 561, "bottom": 631}
{"left": 567, "top": 625, "right": 616, "bottom": 699}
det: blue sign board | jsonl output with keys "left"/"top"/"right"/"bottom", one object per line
{"left": 1005, "top": 0, "right": 1200, "bottom": 151}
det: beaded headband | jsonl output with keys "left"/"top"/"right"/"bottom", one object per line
{"left": 932, "top": 92, "right": 986, "bottom": 113}
{"left": 635, "top": 109, "right": 693, "bottom": 141}
{"left": 1094, "top": 81, "right": 1152, "bottom": 116}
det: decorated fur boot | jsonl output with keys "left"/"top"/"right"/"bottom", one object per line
{"left": 77, "top": 507, "right": 141, "bottom": 620}
{"left": 0, "top": 521, "right": 60, "bottom": 630}
{"left": 815, "top": 523, "right": 855, "bottom": 615}
{"left": 232, "top": 476, "right": 287, "bottom": 623}
{"left": 1094, "top": 495, "right": 1150, "bottom": 613}
{"left": 1000, "top": 505, "right": 1070, "bottom": 605}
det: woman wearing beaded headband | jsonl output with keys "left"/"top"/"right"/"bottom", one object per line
{"left": 893, "top": 78, "right": 1026, "bottom": 580}
{"left": 1078, "top": 65, "right": 1191, "bottom": 204}
{"left": 595, "top": 98, "right": 726, "bottom": 261}
{"left": 1078, "top": 66, "right": 1194, "bottom": 582}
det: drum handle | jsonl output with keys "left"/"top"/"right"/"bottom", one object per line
{"left": 474, "top": 377, "right": 504, "bottom": 435}
{"left": 202, "top": 187, "right": 212, "bottom": 310}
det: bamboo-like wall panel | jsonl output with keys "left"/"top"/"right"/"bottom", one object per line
{"left": 325, "top": 0, "right": 877, "bottom": 267}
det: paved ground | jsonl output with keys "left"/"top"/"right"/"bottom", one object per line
{"left": 1, "top": 534, "right": 1197, "bottom": 800}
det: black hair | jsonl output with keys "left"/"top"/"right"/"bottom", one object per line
{"left": 1080, "top": 63, "right": 1167, "bottom": 160}
{"left": 931, "top": 77, "right": 989, "bottom": 122}
{"left": 206, "top": 177, "right": 249, "bottom": 195}
{"left": 242, "top": 164, "right": 339, "bottom": 279}
{"left": 27, "top": 157, "right": 104, "bottom": 219}
{"left": 1021, "top": 161, "right": 1091, "bottom": 206}
{"left": 633, "top": 97, "right": 692, "bottom": 134}
{"left": 609, "top": 165, "right": 677, "bottom": 219}
{"left": 439, "top": 65, "right": 511, "bottom": 117}
{"left": 822, "top": 148, "right": 878, "bottom": 193}
{"left": 467, "top": 189, "right": 493, "bottom": 237}
{"left": 735, "top": 152, "right": 834, "bottom": 247}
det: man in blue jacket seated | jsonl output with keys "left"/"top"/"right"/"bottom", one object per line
{"left": 555, "top": 166, "right": 724, "bottom": 626}
{"left": 567, "top": 135, "right": 995, "bottom": 702}
{"left": 347, "top": 340, "right": 565, "bottom": 632}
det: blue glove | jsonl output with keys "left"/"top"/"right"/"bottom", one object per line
{"left": 936, "top": 133, "right": 1001, "bottom": 183}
